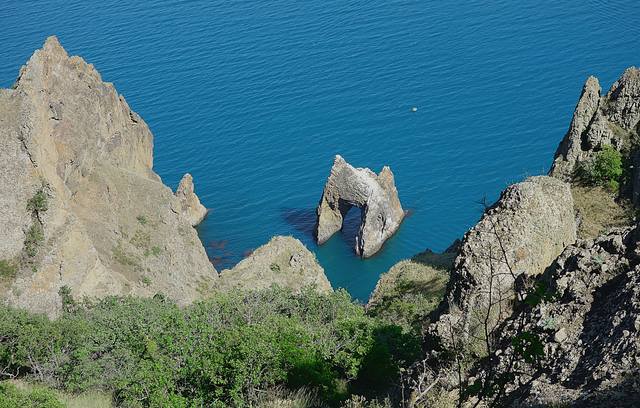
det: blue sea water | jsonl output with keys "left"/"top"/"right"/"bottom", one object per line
{"left": 1, "top": 0, "right": 638, "bottom": 301}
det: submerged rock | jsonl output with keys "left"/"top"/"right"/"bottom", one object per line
{"left": 431, "top": 176, "right": 577, "bottom": 349}
{"left": 217, "top": 236, "right": 331, "bottom": 294}
{"left": 0, "top": 37, "right": 216, "bottom": 316}
{"left": 315, "top": 155, "right": 404, "bottom": 258}
{"left": 175, "top": 173, "right": 208, "bottom": 226}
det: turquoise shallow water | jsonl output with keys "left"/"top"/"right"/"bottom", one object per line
{"left": 1, "top": 1, "right": 638, "bottom": 301}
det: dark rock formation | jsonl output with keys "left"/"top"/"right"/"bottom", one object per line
{"left": 473, "top": 225, "right": 640, "bottom": 407}
{"left": 315, "top": 155, "right": 404, "bottom": 258}
{"left": 0, "top": 37, "right": 216, "bottom": 316}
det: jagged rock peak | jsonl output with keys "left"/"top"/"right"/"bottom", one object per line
{"left": 315, "top": 155, "right": 405, "bottom": 258}
{"left": 175, "top": 173, "right": 208, "bottom": 226}
{"left": 550, "top": 68, "right": 640, "bottom": 180}
{"left": 0, "top": 37, "right": 216, "bottom": 316}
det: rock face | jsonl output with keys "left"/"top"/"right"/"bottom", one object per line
{"left": 474, "top": 225, "right": 640, "bottom": 407}
{"left": 550, "top": 68, "right": 640, "bottom": 181}
{"left": 175, "top": 173, "right": 208, "bottom": 226}
{"left": 315, "top": 155, "right": 404, "bottom": 257}
{"left": 217, "top": 236, "right": 331, "bottom": 293}
{"left": 432, "top": 176, "right": 577, "bottom": 349}
{"left": 0, "top": 37, "right": 216, "bottom": 316}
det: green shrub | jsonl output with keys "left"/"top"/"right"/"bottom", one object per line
{"left": 0, "top": 260, "right": 18, "bottom": 281}
{"left": 24, "top": 223, "right": 44, "bottom": 257}
{"left": 576, "top": 145, "right": 623, "bottom": 191}
{"left": 0, "top": 382, "right": 64, "bottom": 408}
{"left": 26, "top": 190, "right": 48, "bottom": 214}
{"left": 0, "top": 287, "right": 420, "bottom": 407}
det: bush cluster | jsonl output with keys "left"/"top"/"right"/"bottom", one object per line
{"left": 0, "top": 382, "right": 63, "bottom": 408}
{"left": 0, "top": 287, "right": 420, "bottom": 407}
{"left": 576, "top": 145, "right": 623, "bottom": 191}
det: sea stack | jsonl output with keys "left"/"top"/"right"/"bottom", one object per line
{"left": 175, "top": 173, "right": 208, "bottom": 226}
{"left": 315, "top": 155, "right": 404, "bottom": 258}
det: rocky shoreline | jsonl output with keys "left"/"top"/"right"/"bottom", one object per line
{"left": 1, "top": 38, "right": 639, "bottom": 406}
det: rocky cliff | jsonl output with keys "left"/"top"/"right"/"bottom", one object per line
{"left": 403, "top": 68, "right": 640, "bottom": 407}
{"left": 469, "top": 225, "right": 640, "bottom": 407}
{"left": 431, "top": 176, "right": 576, "bottom": 351}
{"left": 550, "top": 68, "right": 640, "bottom": 185}
{"left": 0, "top": 37, "right": 216, "bottom": 316}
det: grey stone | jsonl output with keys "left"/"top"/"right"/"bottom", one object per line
{"left": 550, "top": 68, "right": 640, "bottom": 188}
{"left": 432, "top": 176, "right": 576, "bottom": 349}
{"left": 175, "top": 173, "right": 208, "bottom": 226}
{"left": 315, "top": 155, "right": 405, "bottom": 258}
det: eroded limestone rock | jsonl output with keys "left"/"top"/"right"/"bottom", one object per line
{"left": 431, "top": 176, "right": 576, "bottom": 349}
{"left": 471, "top": 225, "right": 640, "bottom": 407}
{"left": 217, "top": 236, "right": 331, "bottom": 294}
{"left": 550, "top": 68, "right": 640, "bottom": 181}
{"left": 0, "top": 37, "right": 216, "bottom": 316}
{"left": 175, "top": 173, "right": 208, "bottom": 226}
{"left": 315, "top": 155, "right": 404, "bottom": 258}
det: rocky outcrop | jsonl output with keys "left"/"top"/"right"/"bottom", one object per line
{"left": 217, "top": 236, "right": 331, "bottom": 293}
{"left": 174, "top": 173, "right": 208, "bottom": 226}
{"left": 432, "top": 176, "right": 576, "bottom": 349}
{"left": 470, "top": 225, "right": 640, "bottom": 407}
{"left": 315, "top": 155, "right": 404, "bottom": 258}
{"left": 0, "top": 37, "right": 216, "bottom": 316}
{"left": 550, "top": 68, "right": 640, "bottom": 181}
{"left": 367, "top": 248, "right": 455, "bottom": 332}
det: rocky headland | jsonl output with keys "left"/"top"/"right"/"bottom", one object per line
{"left": 0, "top": 37, "right": 219, "bottom": 316}
{"left": 216, "top": 235, "right": 332, "bottom": 294}
{"left": 1, "top": 37, "right": 640, "bottom": 408}
{"left": 396, "top": 68, "right": 640, "bottom": 407}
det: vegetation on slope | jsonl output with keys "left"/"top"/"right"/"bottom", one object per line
{"left": 0, "top": 286, "right": 422, "bottom": 407}
{"left": 367, "top": 250, "right": 454, "bottom": 333}
{"left": 571, "top": 185, "right": 634, "bottom": 239}
{"left": 0, "top": 380, "right": 112, "bottom": 408}
{"left": 570, "top": 145, "right": 634, "bottom": 239}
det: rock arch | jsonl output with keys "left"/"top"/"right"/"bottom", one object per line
{"left": 315, "top": 155, "right": 405, "bottom": 257}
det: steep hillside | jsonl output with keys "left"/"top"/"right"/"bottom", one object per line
{"left": 0, "top": 37, "right": 216, "bottom": 315}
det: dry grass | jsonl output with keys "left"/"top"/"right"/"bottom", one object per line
{"left": 571, "top": 185, "right": 634, "bottom": 239}
{"left": 367, "top": 249, "right": 453, "bottom": 331}
{"left": 6, "top": 380, "right": 113, "bottom": 408}
{"left": 256, "top": 387, "right": 318, "bottom": 408}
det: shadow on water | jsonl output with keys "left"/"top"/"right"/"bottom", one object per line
{"left": 340, "top": 207, "right": 363, "bottom": 248}
{"left": 280, "top": 206, "right": 364, "bottom": 249}
{"left": 281, "top": 207, "right": 317, "bottom": 239}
